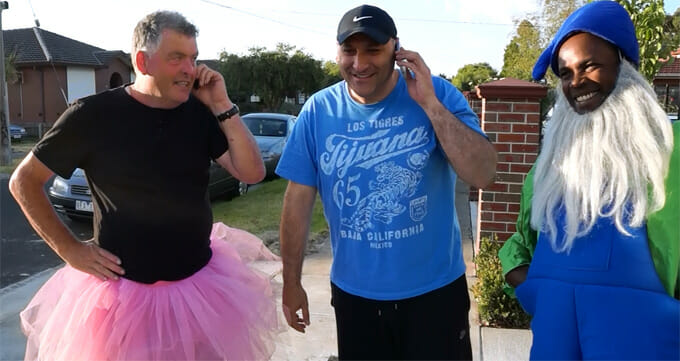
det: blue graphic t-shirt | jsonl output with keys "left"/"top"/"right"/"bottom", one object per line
{"left": 276, "top": 73, "right": 486, "bottom": 300}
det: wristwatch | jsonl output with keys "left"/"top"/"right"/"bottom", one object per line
{"left": 216, "top": 104, "right": 239, "bottom": 122}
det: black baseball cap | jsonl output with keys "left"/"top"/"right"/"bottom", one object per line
{"left": 337, "top": 5, "right": 397, "bottom": 44}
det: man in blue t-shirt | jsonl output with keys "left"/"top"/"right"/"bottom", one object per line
{"left": 276, "top": 5, "right": 497, "bottom": 360}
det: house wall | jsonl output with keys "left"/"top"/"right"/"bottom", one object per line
{"left": 67, "top": 67, "right": 96, "bottom": 103}
{"left": 7, "top": 66, "right": 67, "bottom": 127}
{"left": 95, "top": 57, "right": 133, "bottom": 92}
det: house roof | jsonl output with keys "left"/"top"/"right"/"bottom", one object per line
{"left": 658, "top": 57, "right": 680, "bottom": 77}
{"left": 3, "top": 27, "right": 129, "bottom": 67}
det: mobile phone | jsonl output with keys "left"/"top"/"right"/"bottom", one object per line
{"left": 193, "top": 79, "right": 200, "bottom": 90}
{"left": 395, "top": 40, "right": 410, "bottom": 77}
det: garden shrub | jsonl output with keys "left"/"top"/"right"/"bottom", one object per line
{"left": 471, "top": 236, "right": 532, "bottom": 329}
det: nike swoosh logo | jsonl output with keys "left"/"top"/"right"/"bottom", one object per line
{"left": 353, "top": 16, "right": 372, "bottom": 22}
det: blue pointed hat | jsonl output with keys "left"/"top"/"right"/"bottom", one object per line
{"left": 532, "top": 1, "right": 639, "bottom": 80}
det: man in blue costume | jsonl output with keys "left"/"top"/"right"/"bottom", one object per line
{"left": 276, "top": 4, "right": 497, "bottom": 360}
{"left": 500, "top": 1, "right": 679, "bottom": 360}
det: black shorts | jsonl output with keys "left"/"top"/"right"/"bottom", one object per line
{"left": 331, "top": 275, "right": 472, "bottom": 360}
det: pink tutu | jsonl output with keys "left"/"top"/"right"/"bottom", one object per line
{"left": 21, "top": 223, "right": 281, "bottom": 361}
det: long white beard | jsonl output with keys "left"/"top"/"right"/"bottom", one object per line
{"left": 531, "top": 60, "right": 674, "bottom": 252}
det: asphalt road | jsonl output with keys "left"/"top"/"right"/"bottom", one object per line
{"left": 0, "top": 175, "right": 93, "bottom": 288}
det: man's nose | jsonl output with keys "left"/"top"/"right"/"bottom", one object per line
{"left": 353, "top": 52, "right": 370, "bottom": 71}
{"left": 183, "top": 58, "right": 196, "bottom": 75}
{"left": 571, "top": 72, "right": 586, "bottom": 88}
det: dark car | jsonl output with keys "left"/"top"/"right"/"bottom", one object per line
{"left": 9, "top": 124, "right": 27, "bottom": 141}
{"left": 48, "top": 163, "right": 247, "bottom": 220}
{"left": 241, "top": 113, "right": 296, "bottom": 178}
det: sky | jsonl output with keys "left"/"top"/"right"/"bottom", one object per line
{"left": 3, "top": 0, "right": 680, "bottom": 78}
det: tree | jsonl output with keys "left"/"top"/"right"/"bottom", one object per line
{"left": 451, "top": 63, "right": 498, "bottom": 92}
{"left": 538, "top": 0, "right": 588, "bottom": 47}
{"left": 218, "top": 43, "right": 325, "bottom": 112}
{"left": 500, "top": 20, "right": 542, "bottom": 81}
{"left": 617, "top": 0, "right": 671, "bottom": 81}
{"left": 321, "top": 60, "right": 342, "bottom": 88}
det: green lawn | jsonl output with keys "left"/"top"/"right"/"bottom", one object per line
{"left": 211, "top": 178, "right": 328, "bottom": 249}
{"left": 0, "top": 138, "right": 37, "bottom": 174}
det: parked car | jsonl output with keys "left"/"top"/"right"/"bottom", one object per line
{"left": 241, "top": 112, "right": 296, "bottom": 178}
{"left": 9, "top": 124, "right": 27, "bottom": 141}
{"left": 48, "top": 163, "right": 247, "bottom": 220}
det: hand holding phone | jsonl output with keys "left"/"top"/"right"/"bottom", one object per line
{"left": 395, "top": 40, "right": 413, "bottom": 79}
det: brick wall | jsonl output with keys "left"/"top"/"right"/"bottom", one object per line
{"left": 472, "top": 78, "right": 547, "bottom": 243}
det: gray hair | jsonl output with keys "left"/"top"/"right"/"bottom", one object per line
{"left": 132, "top": 11, "right": 198, "bottom": 55}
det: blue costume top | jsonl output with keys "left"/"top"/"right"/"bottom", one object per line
{"left": 276, "top": 72, "right": 486, "bottom": 300}
{"left": 515, "top": 207, "right": 680, "bottom": 360}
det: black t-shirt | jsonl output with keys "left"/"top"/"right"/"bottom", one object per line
{"left": 34, "top": 87, "right": 229, "bottom": 283}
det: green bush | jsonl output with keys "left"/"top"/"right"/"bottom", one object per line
{"left": 471, "top": 236, "right": 532, "bottom": 329}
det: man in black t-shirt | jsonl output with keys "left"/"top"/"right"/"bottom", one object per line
{"left": 9, "top": 11, "right": 279, "bottom": 361}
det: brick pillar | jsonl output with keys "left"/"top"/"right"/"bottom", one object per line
{"left": 474, "top": 78, "right": 547, "bottom": 244}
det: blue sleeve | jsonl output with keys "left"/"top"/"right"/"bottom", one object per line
{"left": 275, "top": 101, "right": 319, "bottom": 188}
{"left": 434, "top": 77, "right": 487, "bottom": 139}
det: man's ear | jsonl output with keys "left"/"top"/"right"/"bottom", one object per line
{"left": 135, "top": 51, "right": 149, "bottom": 75}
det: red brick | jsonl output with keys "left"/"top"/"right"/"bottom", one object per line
{"left": 482, "top": 212, "right": 493, "bottom": 221}
{"left": 507, "top": 224, "right": 517, "bottom": 233}
{"left": 496, "top": 163, "right": 510, "bottom": 172}
{"left": 527, "top": 114, "right": 541, "bottom": 123}
{"left": 494, "top": 143, "right": 511, "bottom": 152}
{"left": 508, "top": 203, "right": 521, "bottom": 213}
{"left": 498, "top": 113, "right": 526, "bottom": 123}
{"left": 486, "top": 183, "right": 509, "bottom": 192}
{"left": 481, "top": 221, "right": 508, "bottom": 231}
{"left": 481, "top": 192, "right": 494, "bottom": 201}
{"left": 526, "top": 134, "right": 540, "bottom": 144}
{"left": 484, "top": 123, "right": 511, "bottom": 133}
{"left": 512, "top": 144, "right": 539, "bottom": 153}
{"left": 494, "top": 212, "right": 519, "bottom": 222}
{"left": 486, "top": 102, "right": 512, "bottom": 112}
{"left": 482, "top": 113, "right": 498, "bottom": 122}
{"left": 509, "top": 184, "right": 524, "bottom": 193}
{"left": 512, "top": 124, "right": 539, "bottom": 133}
{"left": 525, "top": 154, "right": 538, "bottom": 163}
{"left": 495, "top": 193, "right": 521, "bottom": 203}
{"left": 510, "top": 163, "right": 533, "bottom": 173}
{"left": 513, "top": 103, "right": 540, "bottom": 113}
{"left": 482, "top": 202, "right": 508, "bottom": 211}
{"left": 501, "top": 153, "right": 524, "bottom": 163}
{"left": 496, "top": 172, "right": 525, "bottom": 184}
{"left": 496, "top": 232, "right": 515, "bottom": 242}
{"left": 497, "top": 133, "right": 525, "bottom": 143}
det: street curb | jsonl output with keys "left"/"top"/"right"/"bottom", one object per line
{"left": 0, "top": 266, "right": 59, "bottom": 322}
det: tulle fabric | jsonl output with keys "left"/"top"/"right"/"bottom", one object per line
{"left": 21, "top": 222, "right": 281, "bottom": 361}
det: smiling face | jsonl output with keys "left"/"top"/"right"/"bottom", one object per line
{"left": 337, "top": 33, "right": 397, "bottom": 104}
{"left": 141, "top": 29, "right": 198, "bottom": 108}
{"left": 557, "top": 32, "right": 620, "bottom": 114}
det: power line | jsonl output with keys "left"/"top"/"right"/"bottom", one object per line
{"left": 198, "top": 0, "right": 332, "bottom": 37}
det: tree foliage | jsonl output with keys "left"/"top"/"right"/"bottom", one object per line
{"left": 538, "top": 0, "right": 588, "bottom": 47}
{"left": 218, "top": 43, "right": 326, "bottom": 112}
{"left": 617, "top": 0, "right": 671, "bottom": 81}
{"left": 504, "top": 0, "right": 677, "bottom": 86}
{"left": 500, "top": 20, "right": 542, "bottom": 81}
{"left": 4, "top": 52, "right": 18, "bottom": 84}
{"left": 451, "top": 62, "right": 498, "bottom": 92}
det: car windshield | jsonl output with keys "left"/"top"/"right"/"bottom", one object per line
{"left": 244, "top": 118, "right": 287, "bottom": 137}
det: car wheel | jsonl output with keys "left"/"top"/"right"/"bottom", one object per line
{"left": 238, "top": 181, "right": 249, "bottom": 196}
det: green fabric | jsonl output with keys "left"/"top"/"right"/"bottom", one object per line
{"left": 499, "top": 121, "right": 680, "bottom": 299}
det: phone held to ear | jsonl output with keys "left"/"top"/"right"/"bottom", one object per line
{"left": 395, "top": 40, "right": 412, "bottom": 78}
{"left": 193, "top": 79, "right": 200, "bottom": 90}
